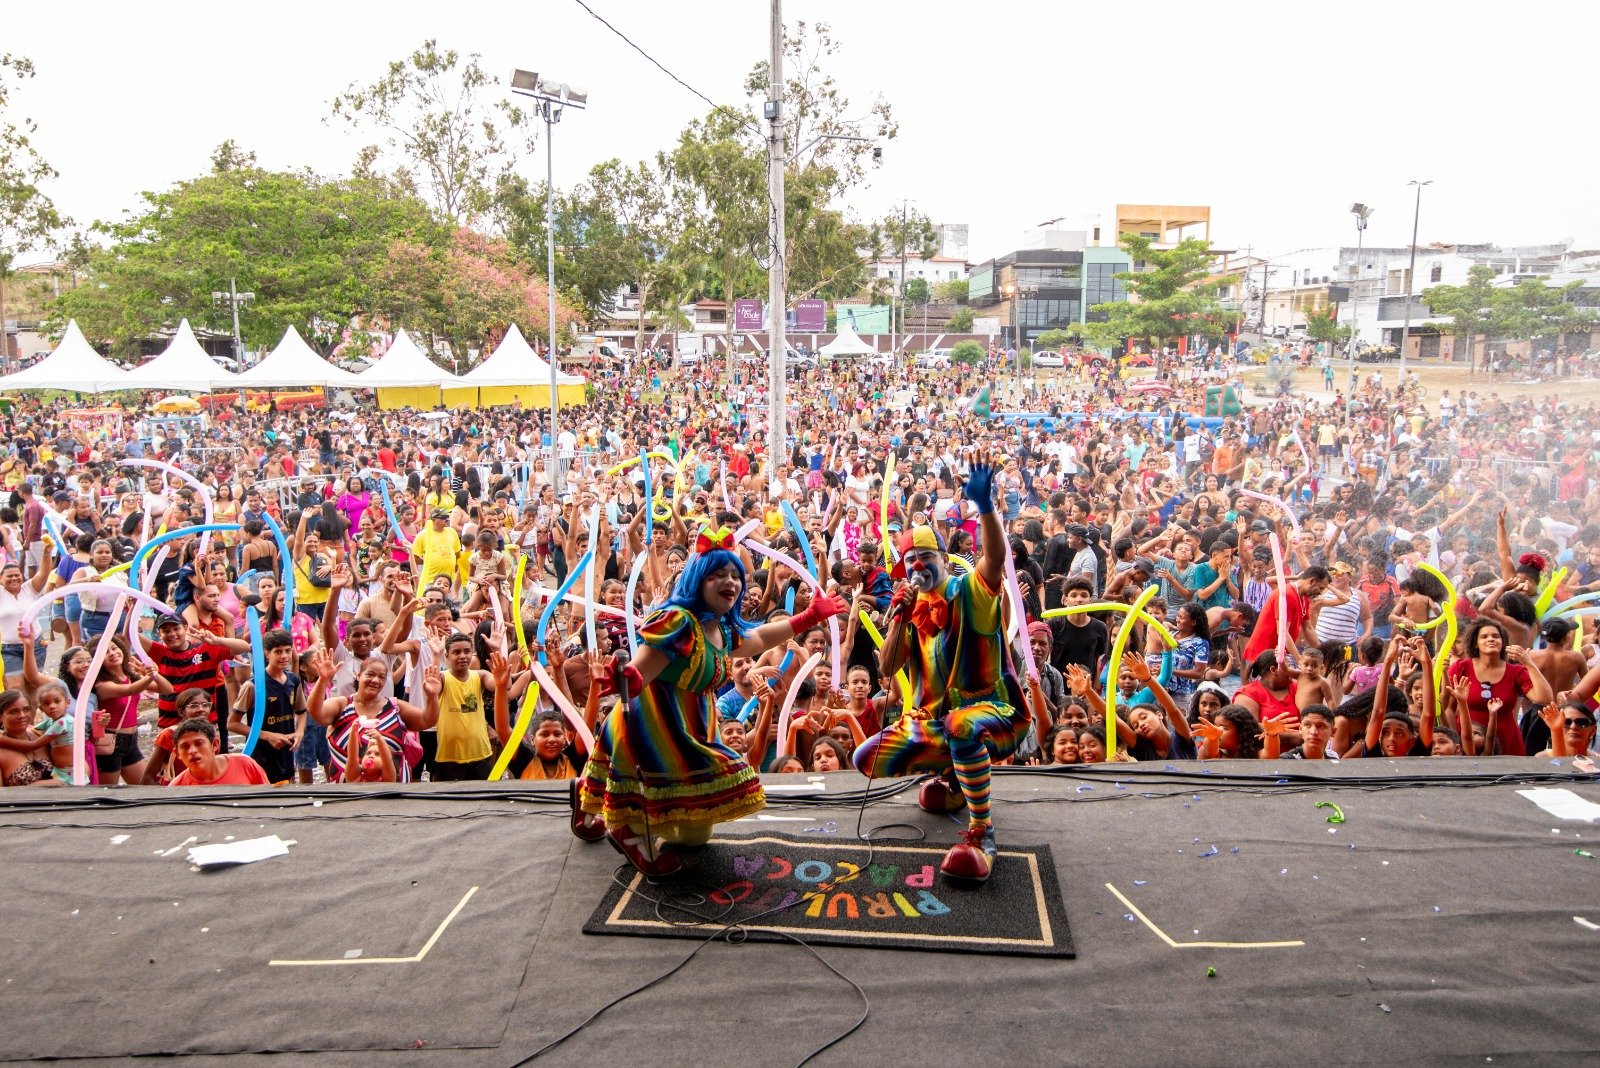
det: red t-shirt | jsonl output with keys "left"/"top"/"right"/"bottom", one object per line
{"left": 1446, "top": 659, "right": 1532, "bottom": 756}
{"left": 377, "top": 447, "right": 397, "bottom": 473}
{"left": 1236, "top": 679, "right": 1301, "bottom": 728}
{"left": 168, "top": 754, "right": 271, "bottom": 787}
{"left": 1243, "top": 586, "right": 1306, "bottom": 664}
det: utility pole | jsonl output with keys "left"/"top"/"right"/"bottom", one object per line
{"left": 1397, "top": 179, "right": 1431, "bottom": 382}
{"left": 228, "top": 278, "right": 243, "bottom": 364}
{"left": 895, "top": 199, "right": 907, "bottom": 358}
{"left": 765, "top": 0, "right": 786, "bottom": 492}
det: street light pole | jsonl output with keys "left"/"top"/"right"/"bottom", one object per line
{"left": 1397, "top": 179, "right": 1431, "bottom": 382}
{"left": 766, "top": 0, "right": 787, "bottom": 492}
{"left": 1346, "top": 203, "right": 1372, "bottom": 410}
{"left": 511, "top": 70, "right": 587, "bottom": 497}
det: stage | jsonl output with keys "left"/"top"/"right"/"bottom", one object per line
{"left": 4, "top": 758, "right": 1599, "bottom": 1066}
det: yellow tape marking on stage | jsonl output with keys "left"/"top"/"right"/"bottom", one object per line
{"left": 1105, "top": 883, "right": 1304, "bottom": 949}
{"left": 268, "top": 886, "right": 478, "bottom": 966}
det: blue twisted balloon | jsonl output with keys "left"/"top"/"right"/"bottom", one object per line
{"left": 241, "top": 604, "right": 268, "bottom": 759}
{"left": 261, "top": 511, "right": 295, "bottom": 621}
{"left": 535, "top": 549, "right": 593, "bottom": 666}
{"left": 779, "top": 500, "right": 818, "bottom": 580}
{"left": 131, "top": 523, "right": 243, "bottom": 591}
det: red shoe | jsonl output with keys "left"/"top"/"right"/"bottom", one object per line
{"left": 918, "top": 774, "right": 966, "bottom": 814}
{"left": 607, "top": 827, "right": 682, "bottom": 877}
{"left": 939, "top": 824, "right": 996, "bottom": 882}
{"left": 569, "top": 779, "right": 606, "bottom": 843}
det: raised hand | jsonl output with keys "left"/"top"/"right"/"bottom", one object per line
{"left": 1260, "top": 716, "right": 1292, "bottom": 738}
{"left": 964, "top": 450, "right": 998, "bottom": 514}
{"left": 422, "top": 664, "right": 443, "bottom": 699}
{"left": 1064, "top": 663, "right": 1091, "bottom": 696}
{"left": 1537, "top": 702, "right": 1562, "bottom": 731}
{"left": 488, "top": 649, "right": 510, "bottom": 685}
{"left": 1119, "top": 652, "right": 1152, "bottom": 684}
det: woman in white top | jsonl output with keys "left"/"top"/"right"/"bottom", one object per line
{"left": 0, "top": 548, "right": 54, "bottom": 694}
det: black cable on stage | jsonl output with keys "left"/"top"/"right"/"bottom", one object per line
{"left": 507, "top": 861, "right": 870, "bottom": 1068}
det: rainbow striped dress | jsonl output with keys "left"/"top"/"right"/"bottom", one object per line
{"left": 578, "top": 606, "right": 764, "bottom": 834}
{"left": 852, "top": 569, "right": 1029, "bottom": 776}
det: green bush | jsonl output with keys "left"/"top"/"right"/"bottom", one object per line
{"left": 950, "top": 340, "right": 984, "bottom": 366}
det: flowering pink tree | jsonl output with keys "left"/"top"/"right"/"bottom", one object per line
{"left": 375, "top": 227, "right": 579, "bottom": 369}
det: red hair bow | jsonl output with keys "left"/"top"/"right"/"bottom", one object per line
{"left": 695, "top": 526, "right": 736, "bottom": 554}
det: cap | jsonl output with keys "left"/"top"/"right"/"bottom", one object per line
{"left": 156, "top": 614, "right": 185, "bottom": 629}
{"left": 430, "top": 508, "right": 449, "bottom": 520}
{"left": 897, "top": 527, "right": 939, "bottom": 555}
{"left": 1330, "top": 561, "right": 1355, "bottom": 576}
{"left": 1066, "top": 524, "right": 1089, "bottom": 539}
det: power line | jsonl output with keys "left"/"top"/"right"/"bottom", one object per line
{"left": 567, "top": 0, "right": 759, "bottom": 135}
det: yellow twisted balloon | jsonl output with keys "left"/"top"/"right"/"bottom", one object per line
{"left": 1534, "top": 567, "right": 1568, "bottom": 618}
{"left": 1043, "top": 588, "right": 1174, "bottom": 760}
{"left": 857, "top": 610, "right": 914, "bottom": 717}
{"left": 1413, "top": 562, "right": 1458, "bottom": 713}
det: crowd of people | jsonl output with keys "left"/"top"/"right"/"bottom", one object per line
{"left": 1, "top": 347, "right": 1598, "bottom": 798}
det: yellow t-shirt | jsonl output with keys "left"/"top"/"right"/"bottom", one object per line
{"left": 412, "top": 525, "right": 462, "bottom": 578}
{"left": 294, "top": 553, "right": 332, "bottom": 606}
{"left": 437, "top": 670, "right": 492, "bottom": 764}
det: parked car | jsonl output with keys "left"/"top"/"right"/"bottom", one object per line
{"left": 788, "top": 352, "right": 818, "bottom": 371}
{"left": 914, "top": 350, "right": 950, "bottom": 369}
{"left": 1031, "top": 350, "right": 1065, "bottom": 368}
{"left": 1123, "top": 351, "right": 1156, "bottom": 368}
{"left": 867, "top": 353, "right": 895, "bottom": 369}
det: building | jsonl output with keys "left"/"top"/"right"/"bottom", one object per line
{"left": 966, "top": 246, "right": 1133, "bottom": 349}
{"left": 1022, "top": 205, "right": 1214, "bottom": 256}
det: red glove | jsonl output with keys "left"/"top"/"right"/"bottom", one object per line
{"left": 615, "top": 660, "right": 645, "bottom": 701}
{"left": 790, "top": 590, "right": 847, "bottom": 633}
{"left": 888, "top": 584, "right": 917, "bottom": 621}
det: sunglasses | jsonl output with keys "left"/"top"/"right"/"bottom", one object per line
{"left": 1564, "top": 718, "right": 1596, "bottom": 729}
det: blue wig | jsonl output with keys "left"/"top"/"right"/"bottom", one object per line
{"left": 661, "top": 548, "right": 758, "bottom": 639}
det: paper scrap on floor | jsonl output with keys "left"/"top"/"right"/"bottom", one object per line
{"left": 1516, "top": 787, "right": 1600, "bottom": 822}
{"left": 187, "top": 835, "right": 292, "bottom": 869}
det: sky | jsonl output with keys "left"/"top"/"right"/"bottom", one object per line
{"left": 7, "top": 0, "right": 1599, "bottom": 270}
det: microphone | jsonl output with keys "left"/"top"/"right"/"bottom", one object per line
{"left": 908, "top": 569, "right": 934, "bottom": 592}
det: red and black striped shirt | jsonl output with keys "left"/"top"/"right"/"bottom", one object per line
{"left": 151, "top": 641, "right": 233, "bottom": 726}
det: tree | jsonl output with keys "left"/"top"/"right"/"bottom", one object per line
{"left": 868, "top": 205, "right": 938, "bottom": 293}
{"left": 950, "top": 340, "right": 984, "bottom": 365}
{"left": 53, "top": 161, "right": 437, "bottom": 356}
{"left": 660, "top": 21, "right": 895, "bottom": 363}
{"left": 903, "top": 277, "right": 930, "bottom": 305}
{"left": 934, "top": 278, "right": 969, "bottom": 305}
{"left": 1421, "top": 264, "right": 1503, "bottom": 371}
{"left": 571, "top": 158, "right": 685, "bottom": 357}
{"left": 1035, "top": 326, "right": 1086, "bottom": 350}
{"left": 329, "top": 40, "right": 537, "bottom": 225}
{"left": 1303, "top": 305, "right": 1351, "bottom": 352}
{"left": 372, "top": 227, "right": 580, "bottom": 368}
{"left": 1499, "top": 276, "right": 1595, "bottom": 358}
{"left": 0, "top": 54, "right": 67, "bottom": 368}
{"left": 1078, "top": 236, "right": 1240, "bottom": 370}
{"left": 946, "top": 306, "right": 974, "bottom": 332}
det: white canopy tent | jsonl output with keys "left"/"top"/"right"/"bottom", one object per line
{"left": 121, "top": 320, "right": 238, "bottom": 393}
{"left": 232, "top": 327, "right": 367, "bottom": 389}
{"left": 820, "top": 325, "right": 876, "bottom": 357}
{"left": 359, "top": 330, "right": 470, "bottom": 409}
{"left": 0, "top": 320, "right": 128, "bottom": 393}
{"left": 357, "top": 330, "right": 469, "bottom": 388}
{"left": 458, "top": 324, "right": 585, "bottom": 387}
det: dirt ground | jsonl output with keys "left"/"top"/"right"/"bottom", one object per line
{"left": 1259, "top": 359, "right": 1600, "bottom": 406}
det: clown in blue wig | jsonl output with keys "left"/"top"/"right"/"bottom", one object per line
{"left": 573, "top": 525, "right": 847, "bottom": 876}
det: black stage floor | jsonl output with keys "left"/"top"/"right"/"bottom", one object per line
{"left": 4, "top": 758, "right": 1600, "bottom": 1066}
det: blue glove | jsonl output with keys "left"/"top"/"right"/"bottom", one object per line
{"left": 966, "top": 461, "right": 997, "bottom": 515}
